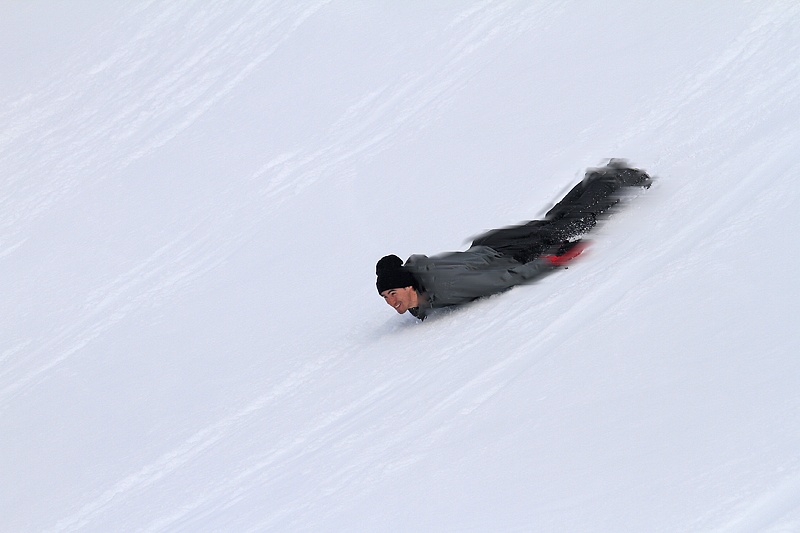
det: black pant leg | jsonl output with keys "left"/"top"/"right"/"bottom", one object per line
{"left": 472, "top": 163, "right": 650, "bottom": 264}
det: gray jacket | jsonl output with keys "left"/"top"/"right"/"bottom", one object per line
{"left": 404, "top": 245, "right": 553, "bottom": 319}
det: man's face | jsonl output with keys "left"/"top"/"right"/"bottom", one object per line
{"left": 380, "top": 286, "right": 418, "bottom": 314}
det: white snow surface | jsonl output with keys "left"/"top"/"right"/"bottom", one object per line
{"left": 2, "top": 2, "right": 800, "bottom": 531}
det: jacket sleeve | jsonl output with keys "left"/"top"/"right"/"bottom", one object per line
{"left": 406, "top": 246, "right": 553, "bottom": 309}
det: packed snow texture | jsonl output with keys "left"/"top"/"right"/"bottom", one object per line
{"left": 2, "top": 2, "right": 799, "bottom": 531}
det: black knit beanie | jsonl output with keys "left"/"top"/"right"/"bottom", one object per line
{"left": 376, "top": 255, "right": 416, "bottom": 294}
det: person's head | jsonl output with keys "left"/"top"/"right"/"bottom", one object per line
{"left": 376, "top": 255, "right": 418, "bottom": 314}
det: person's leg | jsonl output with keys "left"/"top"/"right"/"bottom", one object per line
{"left": 541, "top": 161, "right": 652, "bottom": 240}
{"left": 470, "top": 220, "right": 551, "bottom": 262}
{"left": 546, "top": 160, "right": 651, "bottom": 220}
{"left": 472, "top": 162, "right": 651, "bottom": 264}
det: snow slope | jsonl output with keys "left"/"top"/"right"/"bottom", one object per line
{"left": 2, "top": 1, "right": 799, "bottom": 531}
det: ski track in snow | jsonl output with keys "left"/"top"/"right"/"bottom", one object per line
{"left": 1, "top": 1, "right": 320, "bottom": 240}
{"left": 22, "top": 2, "right": 570, "bottom": 531}
{"left": 716, "top": 470, "right": 800, "bottom": 533}
{"left": 1, "top": 0, "right": 332, "bottom": 405}
{"left": 1, "top": 0, "right": 554, "bottom": 414}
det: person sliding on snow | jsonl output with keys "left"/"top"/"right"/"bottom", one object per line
{"left": 375, "top": 160, "right": 652, "bottom": 320}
